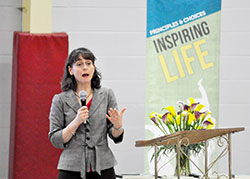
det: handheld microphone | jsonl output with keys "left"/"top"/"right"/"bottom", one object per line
{"left": 79, "top": 90, "right": 87, "bottom": 106}
{"left": 79, "top": 90, "right": 88, "bottom": 124}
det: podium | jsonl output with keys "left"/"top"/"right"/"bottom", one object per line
{"left": 135, "top": 127, "right": 244, "bottom": 179}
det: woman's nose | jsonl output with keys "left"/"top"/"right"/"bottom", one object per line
{"left": 83, "top": 64, "right": 88, "bottom": 69}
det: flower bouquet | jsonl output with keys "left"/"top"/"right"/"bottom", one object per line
{"left": 149, "top": 97, "right": 214, "bottom": 176}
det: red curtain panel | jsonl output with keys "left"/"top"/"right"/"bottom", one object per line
{"left": 9, "top": 32, "right": 68, "bottom": 179}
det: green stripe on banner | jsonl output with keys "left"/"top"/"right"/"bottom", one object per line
{"left": 146, "top": 0, "right": 221, "bottom": 175}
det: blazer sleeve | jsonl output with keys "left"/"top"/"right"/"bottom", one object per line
{"left": 106, "top": 88, "right": 124, "bottom": 143}
{"left": 48, "top": 94, "right": 65, "bottom": 149}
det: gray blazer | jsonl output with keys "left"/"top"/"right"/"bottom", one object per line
{"left": 48, "top": 87, "right": 123, "bottom": 178}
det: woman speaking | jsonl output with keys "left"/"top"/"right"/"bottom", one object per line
{"left": 49, "top": 47, "right": 126, "bottom": 179}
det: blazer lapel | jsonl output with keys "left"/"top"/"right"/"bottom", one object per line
{"left": 64, "top": 90, "right": 81, "bottom": 113}
{"left": 88, "top": 88, "right": 105, "bottom": 118}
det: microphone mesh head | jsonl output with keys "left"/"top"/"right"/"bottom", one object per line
{"left": 79, "top": 90, "right": 87, "bottom": 100}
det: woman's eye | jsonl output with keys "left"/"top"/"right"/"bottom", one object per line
{"left": 76, "top": 63, "right": 82, "bottom": 66}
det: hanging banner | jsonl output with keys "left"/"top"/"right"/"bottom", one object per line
{"left": 146, "top": 0, "right": 221, "bottom": 175}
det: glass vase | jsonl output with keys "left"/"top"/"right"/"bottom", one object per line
{"left": 175, "top": 146, "right": 191, "bottom": 176}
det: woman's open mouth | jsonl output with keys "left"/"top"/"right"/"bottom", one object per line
{"left": 82, "top": 73, "right": 89, "bottom": 77}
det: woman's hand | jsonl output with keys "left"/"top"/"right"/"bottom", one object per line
{"left": 62, "top": 106, "right": 88, "bottom": 143}
{"left": 106, "top": 107, "right": 126, "bottom": 129}
{"left": 75, "top": 106, "right": 89, "bottom": 124}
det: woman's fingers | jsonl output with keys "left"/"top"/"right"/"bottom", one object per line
{"left": 120, "top": 107, "right": 127, "bottom": 116}
{"left": 107, "top": 107, "right": 126, "bottom": 123}
{"left": 76, "top": 106, "right": 89, "bottom": 123}
{"left": 106, "top": 114, "right": 112, "bottom": 122}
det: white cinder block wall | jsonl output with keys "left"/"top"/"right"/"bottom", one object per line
{"left": 0, "top": 0, "right": 22, "bottom": 178}
{"left": 219, "top": 0, "right": 250, "bottom": 175}
{"left": 0, "top": 0, "right": 249, "bottom": 178}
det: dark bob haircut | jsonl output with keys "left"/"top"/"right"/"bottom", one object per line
{"left": 61, "top": 47, "right": 101, "bottom": 91}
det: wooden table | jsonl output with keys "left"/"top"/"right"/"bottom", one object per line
{"left": 135, "top": 128, "right": 245, "bottom": 179}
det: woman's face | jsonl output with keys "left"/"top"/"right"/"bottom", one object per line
{"left": 68, "top": 55, "right": 95, "bottom": 86}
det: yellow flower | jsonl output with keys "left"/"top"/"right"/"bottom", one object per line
{"left": 149, "top": 112, "right": 160, "bottom": 126}
{"left": 176, "top": 115, "right": 181, "bottom": 126}
{"left": 167, "top": 113, "right": 174, "bottom": 124}
{"left": 195, "top": 104, "right": 205, "bottom": 112}
{"left": 188, "top": 113, "right": 196, "bottom": 125}
{"left": 203, "top": 118, "right": 214, "bottom": 129}
{"left": 201, "top": 111, "right": 212, "bottom": 120}
{"left": 163, "top": 106, "right": 177, "bottom": 117}
{"left": 149, "top": 112, "right": 157, "bottom": 119}
{"left": 189, "top": 97, "right": 195, "bottom": 106}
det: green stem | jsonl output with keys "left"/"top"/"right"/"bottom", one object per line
{"left": 158, "top": 120, "right": 168, "bottom": 135}
{"left": 166, "top": 122, "right": 173, "bottom": 133}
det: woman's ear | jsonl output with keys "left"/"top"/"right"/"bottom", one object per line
{"left": 68, "top": 66, "right": 73, "bottom": 76}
